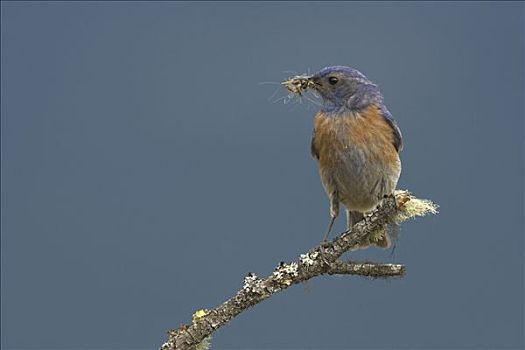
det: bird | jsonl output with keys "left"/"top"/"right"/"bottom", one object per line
{"left": 294, "top": 66, "right": 403, "bottom": 250}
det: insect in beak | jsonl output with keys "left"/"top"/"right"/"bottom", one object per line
{"left": 281, "top": 75, "right": 315, "bottom": 96}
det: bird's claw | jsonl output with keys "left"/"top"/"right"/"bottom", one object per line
{"left": 319, "top": 240, "right": 332, "bottom": 266}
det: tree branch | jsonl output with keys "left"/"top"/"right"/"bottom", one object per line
{"left": 326, "top": 260, "right": 405, "bottom": 277}
{"left": 160, "top": 191, "right": 438, "bottom": 350}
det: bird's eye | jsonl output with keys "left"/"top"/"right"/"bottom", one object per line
{"left": 328, "top": 76, "right": 339, "bottom": 85}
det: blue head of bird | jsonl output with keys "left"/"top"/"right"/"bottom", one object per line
{"left": 308, "top": 66, "right": 383, "bottom": 113}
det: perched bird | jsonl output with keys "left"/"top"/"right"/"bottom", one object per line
{"left": 284, "top": 66, "right": 403, "bottom": 249}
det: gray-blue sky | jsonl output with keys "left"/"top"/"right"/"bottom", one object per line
{"left": 1, "top": 2, "right": 523, "bottom": 349}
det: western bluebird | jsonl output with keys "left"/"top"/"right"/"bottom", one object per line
{"left": 283, "top": 66, "right": 403, "bottom": 250}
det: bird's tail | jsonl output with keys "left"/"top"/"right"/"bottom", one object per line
{"left": 369, "top": 227, "right": 391, "bottom": 248}
{"left": 347, "top": 210, "right": 394, "bottom": 250}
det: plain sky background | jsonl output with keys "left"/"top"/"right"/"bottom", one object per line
{"left": 1, "top": 2, "right": 524, "bottom": 349}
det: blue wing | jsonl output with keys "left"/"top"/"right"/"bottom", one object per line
{"left": 379, "top": 105, "right": 403, "bottom": 152}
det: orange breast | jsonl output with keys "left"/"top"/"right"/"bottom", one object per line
{"left": 313, "top": 104, "right": 399, "bottom": 170}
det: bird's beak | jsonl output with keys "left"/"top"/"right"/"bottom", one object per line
{"left": 308, "top": 75, "right": 322, "bottom": 88}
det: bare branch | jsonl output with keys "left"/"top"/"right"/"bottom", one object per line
{"left": 326, "top": 260, "right": 405, "bottom": 277}
{"left": 160, "top": 191, "right": 437, "bottom": 350}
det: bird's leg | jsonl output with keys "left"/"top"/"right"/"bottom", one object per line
{"left": 346, "top": 209, "right": 353, "bottom": 230}
{"left": 346, "top": 210, "right": 364, "bottom": 230}
{"left": 323, "top": 216, "right": 336, "bottom": 243}
{"left": 320, "top": 194, "right": 339, "bottom": 264}
{"left": 319, "top": 216, "right": 336, "bottom": 265}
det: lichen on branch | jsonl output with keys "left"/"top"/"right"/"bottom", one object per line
{"left": 160, "top": 190, "right": 437, "bottom": 350}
